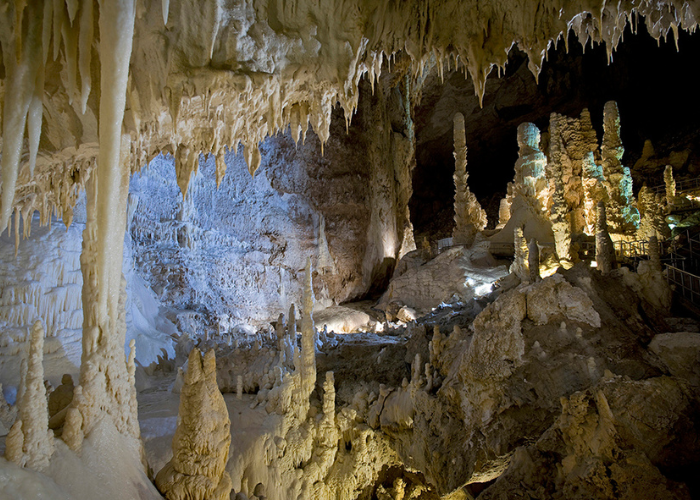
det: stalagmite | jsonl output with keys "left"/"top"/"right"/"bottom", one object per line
{"left": 452, "top": 113, "right": 486, "bottom": 246}
{"left": 601, "top": 101, "right": 639, "bottom": 235}
{"left": 528, "top": 239, "right": 541, "bottom": 283}
{"left": 5, "top": 321, "right": 55, "bottom": 470}
{"left": 513, "top": 122, "right": 548, "bottom": 208}
{"left": 155, "top": 349, "right": 232, "bottom": 500}
{"left": 550, "top": 154, "right": 571, "bottom": 266}
{"left": 582, "top": 152, "right": 607, "bottom": 235}
{"left": 299, "top": 259, "right": 317, "bottom": 402}
{"left": 595, "top": 202, "right": 616, "bottom": 275}
{"left": 62, "top": 385, "right": 85, "bottom": 453}
{"left": 510, "top": 226, "right": 530, "bottom": 283}
{"left": 638, "top": 185, "right": 670, "bottom": 240}
{"left": 497, "top": 198, "right": 511, "bottom": 229}
{"left": 664, "top": 165, "right": 676, "bottom": 207}
{"left": 648, "top": 235, "right": 662, "bottom": 273}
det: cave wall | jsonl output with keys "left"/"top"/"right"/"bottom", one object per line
{"left": 128, "top": 80, "right": 415, "bottom": 332}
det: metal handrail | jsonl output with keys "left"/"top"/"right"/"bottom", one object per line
{"left": 666, "top": 265, "right": 700, "bottom": 306}
{"left": 651, "top": 177, "right": 700, "bottom": 195}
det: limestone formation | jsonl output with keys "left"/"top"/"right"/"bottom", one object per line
{"left": 595, "top": 202, "right": 616, "bottom": 274}
{"left": 500, "top": 122, "right": 549, "bottom": 228}
{"left": 550, "top": 151, "right": 572, "bottom": 266}
{"left": 528, "top": 239, "right": 541, "bottom": 283}
{"left": 452, "top": 113, "right": 487, "bottom": 246}
{"left": 0, "top": 2, "right": 698, "bottom": 499}
{"left": 601, "top": 101, "right": 639, "bottom": 234}
{"left": 514, "top": 123, "right": 549, "bottom": 206}
{"left": 664, "top": 164, "right": 676, "bottom": 207}
{"left": 511, "top": 226, "right": 530, "bottom": 283}
{"left": 5, "top": 321, "right": 54, "bottom": 470}
{"left": 582, "top": 152, "right": 608, "bottom": 235}
{"left": 155, "top": 348, "right": 233, "bottom": 500}
{"left": 648, "top": 235, "right": 662, "bottom": 273}
{"left": 61, "top": 386, "right": 85, "bottom": 453}
{"left": 637, "top": 185, "right": 670, "bottom": 240}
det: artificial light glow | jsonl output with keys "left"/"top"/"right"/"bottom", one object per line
{"left": 474, "top": 283, "right": 494, "bottom": 296}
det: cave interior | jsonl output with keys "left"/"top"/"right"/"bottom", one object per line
{"left": 1, "top": 2, "right": 700, "bottom": 500}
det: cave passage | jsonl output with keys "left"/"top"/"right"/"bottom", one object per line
{"left": 410, "top": 20, "right": 700, "bottom": 240}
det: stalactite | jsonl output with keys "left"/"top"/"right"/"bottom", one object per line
{"left": 0, "top": 2, "right": 44, "bottom": 233}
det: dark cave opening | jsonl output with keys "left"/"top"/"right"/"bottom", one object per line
{"left": 409, "top": 19, "right": 700, "bottom": 242}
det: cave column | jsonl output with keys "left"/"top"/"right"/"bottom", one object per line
{"left": 75, "top": 0, "right": 141, "bottom": 449}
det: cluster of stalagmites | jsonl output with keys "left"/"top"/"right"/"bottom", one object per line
{"left": 2, "top": 315, "right": 141, "bottom": 468}
{"left": 497, "top": 100, "right": 681, "bottom": 279}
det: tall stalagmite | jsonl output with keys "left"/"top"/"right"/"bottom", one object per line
{"left": 452, "top": 113, "right": 487, "bottom": 246}
{"left": 549, "top": 117, "right": 572, "bottom": 266}
{"left": 601, "top": 101, "right": 639, "bottom": 235}
{"left": 300, "top": 258, "right": 317, "bottom": 401}
{"left": 155, "top": 349, "right": 233, "bottom": 500}
{"left": 595, "top": 202, "right": 616, "bottom": 274}
{"left": 511, "top": 226, "right": 530, "bottom": 283}
{"left": 664, "top": 165, "right": 676, "bottom": 207}
{"left": 4, "top": 321, "right": 55, "bottom": 470}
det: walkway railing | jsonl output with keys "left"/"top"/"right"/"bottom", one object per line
{"left": 613, "top": 239, "right": 664, "bottom": 259}
{"left": 652, "top": 177, "right": 700, "bottom": 195}
{"left": 666, "top": 265, "right": 700, "bottom": 307}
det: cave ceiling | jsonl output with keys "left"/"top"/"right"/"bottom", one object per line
{"left": 0, "top": 0, "right": 698, "bottom": 234}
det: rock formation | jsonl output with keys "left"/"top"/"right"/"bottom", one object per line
{"left": 4, "top": 321, "right": 54, "bottom": 470}
{"left": 595, "top": 202, "right": 616, "bottom": 274}
{"left": 638, "top": 185, "right": 670, "bottom": 240}
{"left": 601, "top": 101, "right": 639, "bottom": 235}
{"left": 528, "top": 238, "right": 541, "bottom": 283}
{"left": 155, "top": 348, "right": 233, "bottom": 500}
{"left": 664, "top": 164, "right": 676, "bottom": 207}
{"left": 0, "top": 1, "right": 696, "bottom": 499}
{"left": 511, "top": 226, "right": 530, "bottom": 282}
{"left": 452, "top": 113, "right": 487, "bottom": 246}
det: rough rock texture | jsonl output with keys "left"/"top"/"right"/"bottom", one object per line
{"left": 595, "top": 202, "right": 616, "bottom": 275}
{"left": 650, "top": 332, "right": 700, "bottom": 387}
{"left": 4, "top": 321, "right": 55, "bottom": 471}
{"left": 156, "top": 348, "right": 233, "bottom": 500}
{"left": 637, "top": 185, "right": 670, "bottom": 240}
{"left": 375, "top": 264, "right": 700, "bottom": 497}
{"left": 129, "top": 82, "right": 414, "bottom": 332}
{"left": 379, "top": 244, "right": 508, "bottom": 314}
{"left": 452, "top": 112, "right": 487, "bottom": 246}
{"left": 601, "top": 101, "right": 639, "bottom": 235}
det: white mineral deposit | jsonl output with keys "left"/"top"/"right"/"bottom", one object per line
{"left": 1, "top": 2, "right": 699, "bottom": 499}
